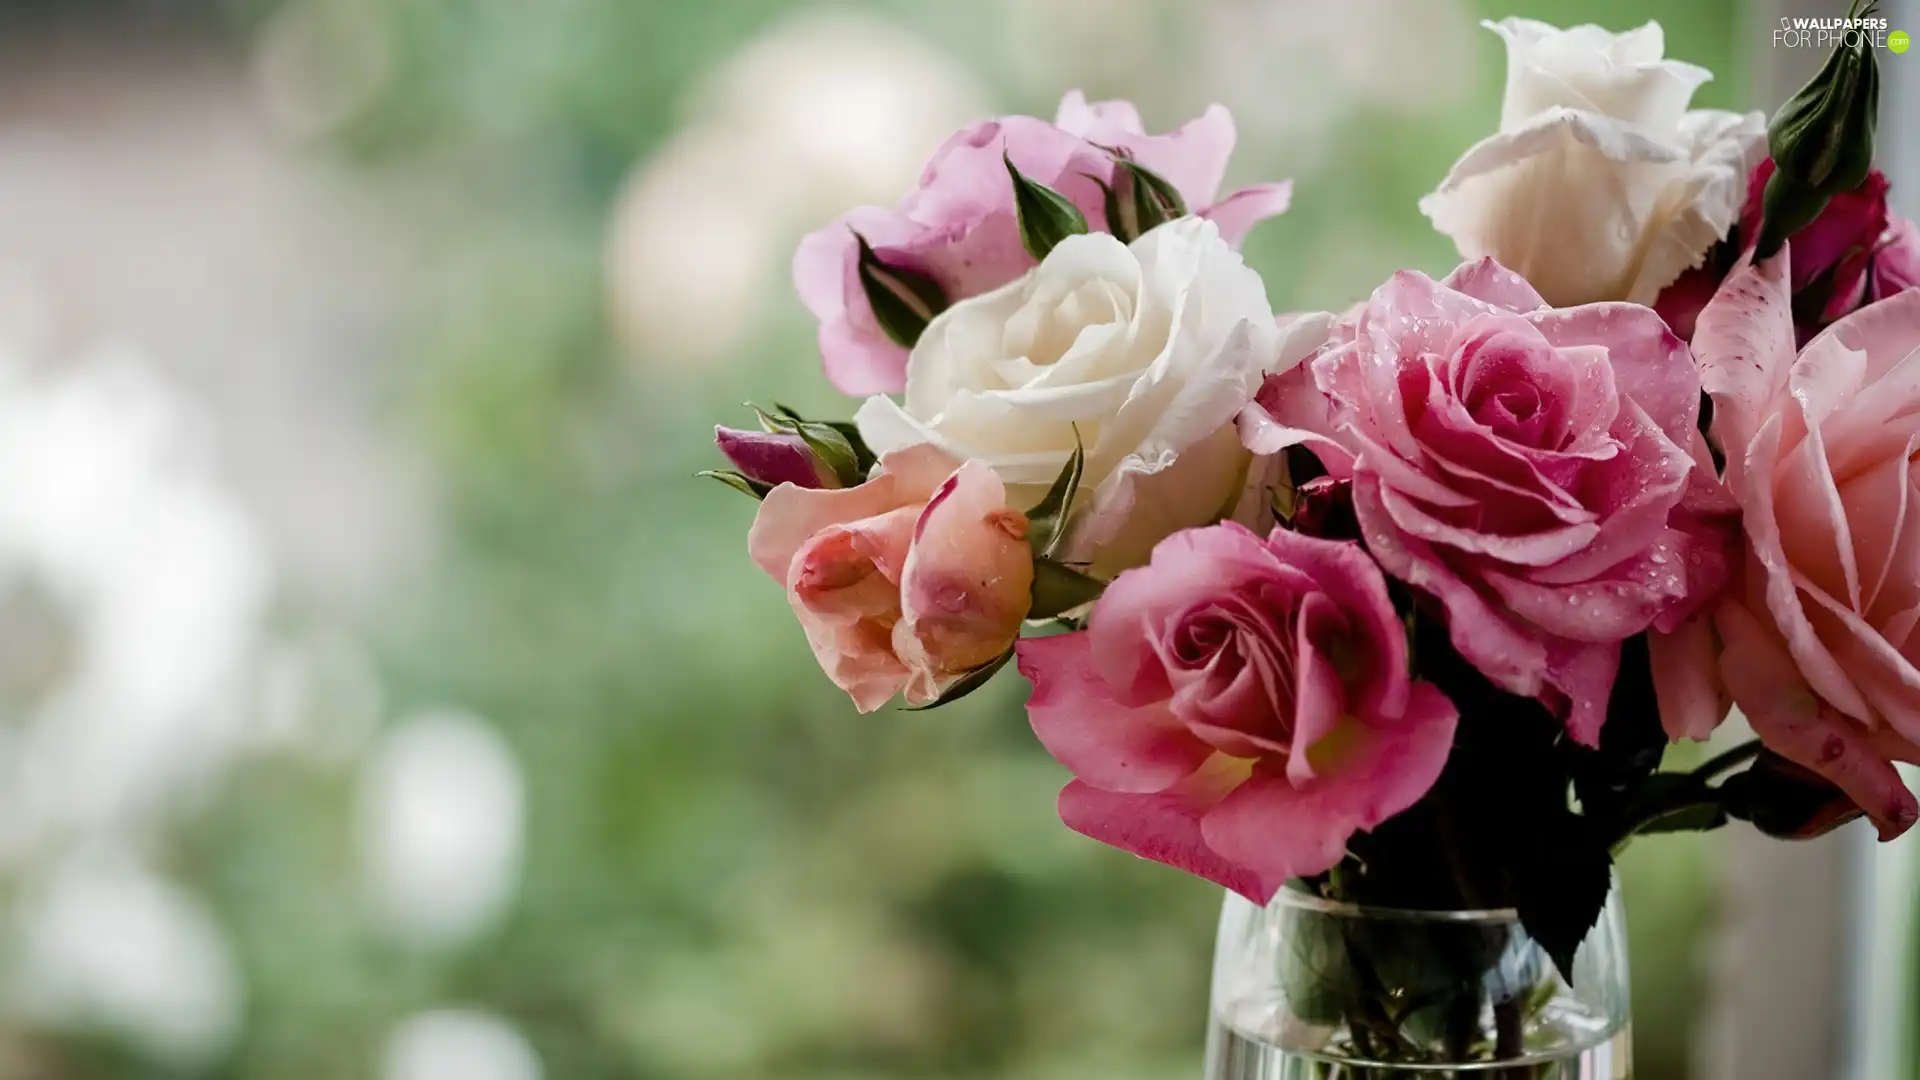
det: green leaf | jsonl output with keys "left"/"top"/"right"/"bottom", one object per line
{"left": 1512, "top": 808, "right": 1612, "bottom": 985}
{"left": 1633, "top": 800, "right": 1729, "bottom": 837}
{"left": 853, "top": 231, "right": 948, "bottom": 349}
{"left": 1024, "top": 431, "right": 1085, "bottom": 559}
{"left": 696, "top": 469, "right": 771, "bottom": 499}
{"left": 1028, "top": 559, "right": 1105, "bottom": 619}
{"left": 902, "top": 649, "right": 1013, "bottom": 712}
{"left": 1571, "top": 636, "right": 1669, "bottom": 839}
{"left": 1006, "top": 155, "right": 1088, "bottom": 261}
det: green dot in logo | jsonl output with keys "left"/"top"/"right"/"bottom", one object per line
{"left": 1893, "top": 29, "right": 1912, "bottom": 53}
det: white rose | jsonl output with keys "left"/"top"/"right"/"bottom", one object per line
{"left": 1419, "top": 18, "right": 1765, "bottom": 307}
{"left": 854, "top": 216, "right": 1327, "bottom": 574}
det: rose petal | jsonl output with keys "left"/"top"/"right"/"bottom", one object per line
{"left": 1718, "top": 602, "right": 1920, "bottom": 840}
{"left": 1845, "top": 447, "right": 1920, "bottom": 621}
{"left": 1740, "top": 415, "right": 1877, "bottom": 722}
{"left": 1528, "top": 301, "right": 1699, "bottom": 447}
{"left": 1267, "top": 529, "right": 1411, "bottom": 719}
{"left": 1543, "top": 639, "right": 1620, "bottom": 747}
{"left": 897, "top": 461, "right": 1034, "bottom": 698}
{"left": 1442, "top": 257, "right": 1548, "bottom": 312}
{"left": 1351, "top": 473, "right": 1550, "bottom": 694}
{"left": 1056, "top": 755, "right": 1280, "bottom": 902}
{"left": 1651, "top": 611, "right": 1730, "bottom": 741}
{"left": 1773, "top": 417, "right": 1860, "bottom": 609}
{"left": 747, "top": 444, "right": 962, "bottom": 582}
{"left": 1817, "top": 285, "right": 1920, "bottom": 385}
{"left": 1198, "top": 682, "right": 1458, "bottom": 887}
{"left": 1020, "top": 631, "right": 1212, "bottom": 793}
{"left": 1201, "top": 182, "right": 1293, "bottom": 246}
{"left": 1089, "top": 521, "right": 1277, "bottom": 704}
{"left": 1694, "top": 249, "right": 1796, "bottom": 476}
{"left": 1792, "top": 570, "right": 1920, "bottom": 741}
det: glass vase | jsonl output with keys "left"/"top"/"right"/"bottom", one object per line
{"left": 1204, "top": 879, "right": 1631, "bottom": 1078}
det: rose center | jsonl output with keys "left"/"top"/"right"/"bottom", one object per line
{"left": 1001, "top": 277, "right": 1134, "bottom": 372}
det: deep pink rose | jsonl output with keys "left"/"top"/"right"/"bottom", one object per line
{"left": 1242, "top": 259, "right": 1721, "bottom": 744}
{"left": 1872, "top": 215, "right": 1920, "bottom": 302}
{"left": 1738, "top": 159, "right": 1889, "bottom": 323}
{"left": 1656, "top": 160, "right": 1895, "bottom": 341}
{"left": 749, "top": 444, "right": 1033, "bottom": 711}
{"left": 1685, "top": 247, "right": 1920, "bottom": 838}
{"left": 1017, "top": 522, "right": 1458, "bottom": 903}
{"left": 793, "top": 92, "right": 1293, "bottom": 396}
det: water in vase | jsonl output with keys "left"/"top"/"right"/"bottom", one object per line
{"left": 1204, "top": 1002, "right": 1630, "bottom": 1079}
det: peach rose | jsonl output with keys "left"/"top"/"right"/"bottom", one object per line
{"left": 1684, "top": 250, "right": 1920, "bottom": 837}
{"left": 748, "top": 444, "right": 1034, "bottom": 711}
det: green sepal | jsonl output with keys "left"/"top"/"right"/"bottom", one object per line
{"left": 1116, "top": 158, "right": 1185, "bottom": 238}
{"left": 766, "top": 404, "right": 876, "bottom": 475}
{"left": 1007, "top": 155, "right": 1088, "bottom": 261}
{"left": 1025, "top": 429, "right": 1085, "bottom": 559}
{"left": 824, "top": 421, "right": 877, "bottom": 475}
{"left": 853, "top": 231, "right": 948, "bottom": 349}
{"left": 901, "top": 649, "right": 1013, "bottom": 712}
{"left": 1756, "top": 6, "right": 1880, "bottom": 258}
{"left": 1603, "top": 771, "right": 1728, "bottom": 849}
{"left": 1084, "top": 159, "right": 1184, "bottom": 243}
{"left": 749, "top": 404, "right": 865, "bottom": 487}
{"left": 1721, "top": 749, "right": 1867, "bottom": 839}
{"left": 1028, "top": 559, "right": 1105, "bottom": 620}
{"left": 1088, "top": 173, "right": 1127, "bottom": 242}
{"left": 697, "top": 469, "right": 772, "bottom": 500}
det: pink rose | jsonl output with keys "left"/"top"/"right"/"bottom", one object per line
{"left": 1686, "top": 249, "right": 1920, "bottom": 838}
{"left": 1243, "top": 260, "right": 1720, "bottom": 744}
{"left": 793, "top": 92, "right": 1292, "bottom": 396}
{"left": 1872, "top": 215, "right": 1920, "bottom": 302}
{"left": 1017, "top": 522, "right": 1458, "bottom": 903}
{"left": 749, "top": 444, "right": 1033, "bottom": 711}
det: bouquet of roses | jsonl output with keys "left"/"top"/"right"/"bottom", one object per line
{"left": 704, "top": 8, "right": 1916, "bottom": 1066}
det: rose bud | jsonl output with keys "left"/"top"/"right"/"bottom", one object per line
{"left": 748, "top": 445, "right": 1033, "bottom": 711}
{"left": 715, "top": 426, "right": 841, "bottom": 490}
{"left": 1291, "top": 475, "right": 1357, "bottom": 541}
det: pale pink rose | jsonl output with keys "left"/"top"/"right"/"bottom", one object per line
{"left": 1241, "top": 260, "right": 1721, "bottom": 744}
{"left": 1873, "top": 215, "right": 1920, "bottom": 302}
{"left": 1687, "top": 248, "right": 1920, "bottom": 837}
{"left": 749, "top": 444, "right": 1033, "bottom": 711}
{"left": 793, "top": 92, "right": 1292, "bottom": 396}
{"left": 1017, "top": 522, "right": 1458, "bottom": 903}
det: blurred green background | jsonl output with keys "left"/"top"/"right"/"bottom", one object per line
{"left": 0, "top": 1, "right": 1752, "bottom": 1078}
